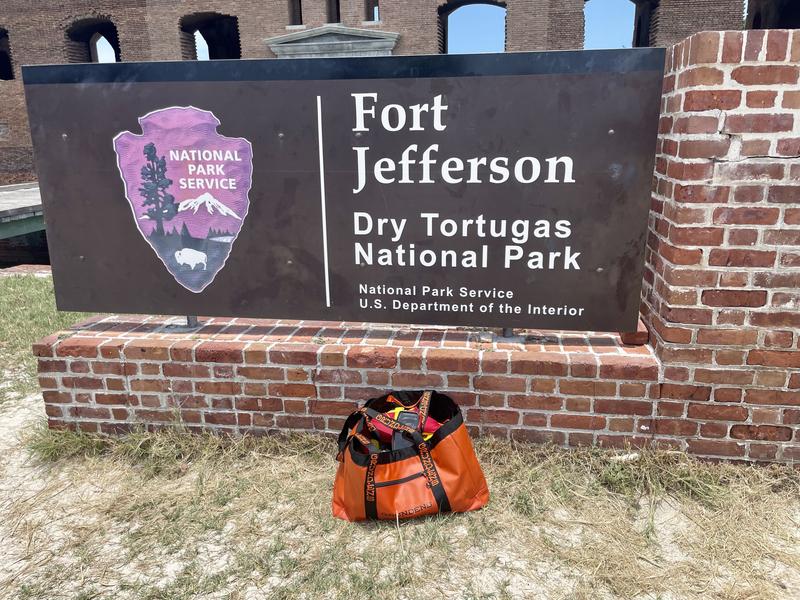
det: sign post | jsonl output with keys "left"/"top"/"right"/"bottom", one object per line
{"left": 23, "top": 49, "right": 664, "bottom": 332}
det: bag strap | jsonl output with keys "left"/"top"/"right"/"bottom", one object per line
{"left": 362, "top": 398, "right": 451, "bottom": 515}
{"left": 417, "top": 390, "right": 432, "bottom": 432}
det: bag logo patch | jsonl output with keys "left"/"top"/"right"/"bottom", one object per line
{"left": 113, "top": 106, "right": 254, "bottom": 293}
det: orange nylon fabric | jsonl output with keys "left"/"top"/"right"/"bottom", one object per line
{"left": 332, "top": 391, "right": 489, "bottom": 522}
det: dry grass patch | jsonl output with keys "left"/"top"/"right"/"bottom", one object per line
{"left": 0, "top": 416, "right": 797, "bottom": 599}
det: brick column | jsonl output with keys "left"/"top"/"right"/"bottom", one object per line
{"left": 643, "top": 29, "right": 800, "bottom": 462}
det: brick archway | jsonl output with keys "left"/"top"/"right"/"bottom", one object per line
{"left": 65, "top": 17, "right": 121, "bottom": 63}
{"left": 179, "top": 12, "right": 241, "bottom": 61}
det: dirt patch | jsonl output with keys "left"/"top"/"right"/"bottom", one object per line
{"left": 1, "top": 394, "right": 799, "bottom": 599}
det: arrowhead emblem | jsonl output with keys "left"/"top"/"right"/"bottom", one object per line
{"left": 113, "top": 106, "right": 253, "bottom": 293}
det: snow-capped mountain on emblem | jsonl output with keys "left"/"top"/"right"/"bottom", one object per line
{"left": 178, "top": 192, "right": 242, "bottom": 219}
{"left": 112, "top": 106, "right": 253, "bottom": 293}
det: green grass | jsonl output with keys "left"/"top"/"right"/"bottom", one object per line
{"left": 0, "top": 275, "right": 88, "bottom": 402}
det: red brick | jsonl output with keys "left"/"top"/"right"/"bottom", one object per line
{"left": 346, "top": 347, "right": 397, "bottom": 369}
{"left": 195, "top": 381, "right": 242, "bottom": 395}
{"left": 713, "top": 207, "right": 779, "bottom": 226}
{"left": 468, "top": 409, "right": 519, "bottom": 425}
{"left": 474, "top": 375, "right": 526, "bottom": 392}
{"left": 673, "top": 116, "right": 719, "bottom": 134}
{"left": 62, "top": 376, "right": 104, "bottom": 390}
{"left": 308, "top": 400, "right": 358, "bottom": 416}
{"left": 687, "top": 439, "right": 745, "bottom": 457}
{"left": 767, "top": 186, "right": 800, "bottom": 204}
{"left": 195, "top": 342, "right": 243, "bottom": 363}
{"left": 559, "top": 380, "right": 616, "bottom": 397}
{"left": 730, "top": 425, "right": 792, "bottom": 442}
{"left": 684, "top": 90, "right": 740, "bottom": 111}
{"left": 688, "top": 32, "right": 720, "bottom": 64}
{"left": 38, "top": 359, "right": 67, "bottom": 373}
{"left": 654, "top": 419, "right": 698, "bottom": 436}
{"left": 268, "top": 383, "right": 316, "bottom": 398}
{"left": 314, "top": 369, "right": 362, "bottom": 384}
{"left": 660, "top": 384, "right": 711, "bottom": 401}
{"left": 766, "top": 29, "right": 790, "bottom": 60}
{"left": 163, "top": 363, "right": 210, "bottom": 378}
{"left": 732, "top": 66, "right": 798, "bottom": 86}
{"left": 776, "top": 139, "right": 800, "bottom": 158}
{"left": 270, "top": 344, "right": 320, "bottom": 366}
{"left": 721, "top": 31, "right": 743, "bottom": 63}
{"left": 42, "top": 391, "right": 73, "bottom": 404}
{"left": 391, "top": 372, "right": 444, "bottom": 388}
{"left": 598, "top": 356, "right": 658, "bottom": 381}
{"left": 679, "top": 139, "right": 730, "bottom": 159}
{"left": 510, "top": 352, "right": 568, "bottom": 376}
{"left": 123, "top": 340, "right": 171, "bottom": 361}
{"left": 668, "top": 227, "right": 723, "bottom": 246}
{"left": 677, "top": 67, "right": 724, "bottom": 87}
{"left": 594, "top": 399, "right": 652, "bottom": 416}
{"left": 70, "top": 406, "right": 111, "bottom": 420}
{"left": 56, "top": 338, "right": 100, "bottom": 358}
{"left": 723, "top": 114, "right": 794, "bottom": 134}
{"left": 426, "top": 349, "right": 480, "bottom": 372}
{"left": 551, "top": 414, "right": 606, "bottom": 430}
{"left": 745, "top": 90, "right": 777, "bottom": 109}
{"left": 205, "top": 412, "right": 237, "bottom": 426}
{"left": 745, "top": 389, "right": 800, "bottom": 405}
{"left": 708, "top": 249, "right": 776, "bottom": 268}
{"left": 751, "top": 312, "right": 800, "bottom": 328}
{"left": 696, "top": 328, "right": 758, "bottom": 346}
{"left": 687, "top": 404, "right": 748, "bottom": 421}
{"left": 745, "top": 30, "right": 766, "bottom": 60}
{"left": 701, "top": 290, "right": 766, "bottom": 308}
{"left": 783, "top": 91, "right": 800, "bottom": 109}
{"left": 747, "top": 350, "right": 800, "bottom": 368}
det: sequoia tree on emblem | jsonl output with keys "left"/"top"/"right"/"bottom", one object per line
{"left": 113, "top": 106, "right": 253, "bottom": 292}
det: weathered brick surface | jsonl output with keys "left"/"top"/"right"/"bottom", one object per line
{"left": 36, "top": 315, "right": 666, "bottom": 450}
{"left": 641, "top": 29, "right": 800, "bottom": 463}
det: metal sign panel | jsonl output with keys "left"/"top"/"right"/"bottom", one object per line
{"left": 23, "top": 49, "right": 665, "bottom": 331}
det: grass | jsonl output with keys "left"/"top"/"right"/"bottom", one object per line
{"left": 1, "top": 273, "right": 799, "bottom": 598}
{"left": 3, "top": 424, "right": 798, "bottom": 599}
{"left": 0, "top": 274, "right": 87, "bottom": 403}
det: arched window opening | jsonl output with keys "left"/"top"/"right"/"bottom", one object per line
{"left": 366, "top": 0, "right": 380, "bottom": 21}
{"left": 289, "top": 0, "right": 304, "bottom": 25}
{"left": 0, "top": 29, "right": 13, "bottom": 80}
{"left": 89, "top": 33, "right": 117, "bottom": 63}
{"left": 179, "top": 13, "right": 241, "bottom": 60}
{"left": 438, "top": 1, "right": 506, "bottom": 55}
{"left": 65, "top": 18, "right": 121, "bottom": 63}
{"left": 584, "top": 0, "right": 636, "bottom": 50}
{"left": 327, "top": 0, "right": 341, "bottom": 23}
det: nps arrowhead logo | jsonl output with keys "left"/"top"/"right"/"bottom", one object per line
{"left": 113, "top": 106, "right": 253, "bottom": 293}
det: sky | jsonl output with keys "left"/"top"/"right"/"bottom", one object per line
{"left": 448, "top": 0, "right": 636, "bottom": 54}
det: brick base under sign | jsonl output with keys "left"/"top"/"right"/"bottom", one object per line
{"left": 31, "top": 314, "right": 798, "bottom": 463}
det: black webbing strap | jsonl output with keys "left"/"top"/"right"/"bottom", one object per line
{"left": 363, "top": 396, "right": 451, "bottom": 514}
{"left": 364, "top": 449, "right": 379, "bottom": 520}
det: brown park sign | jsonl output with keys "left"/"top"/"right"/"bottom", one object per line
{"left": 23, "top": 49, "right": 665, "bottom": 331}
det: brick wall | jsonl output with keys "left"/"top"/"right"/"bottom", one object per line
{"left": 642, "top": 29, "right": 800, "bottom": 462}
{"left": 34, "top": 317, "right": 663, "bottom": 447}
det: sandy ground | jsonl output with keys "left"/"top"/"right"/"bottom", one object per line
{"left": 1, "top": 394, "right": 799, "bottom": 600}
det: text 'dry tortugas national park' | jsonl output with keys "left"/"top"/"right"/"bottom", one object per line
{"left": 1, "top": 0, "right": 798, "bottom": 464}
